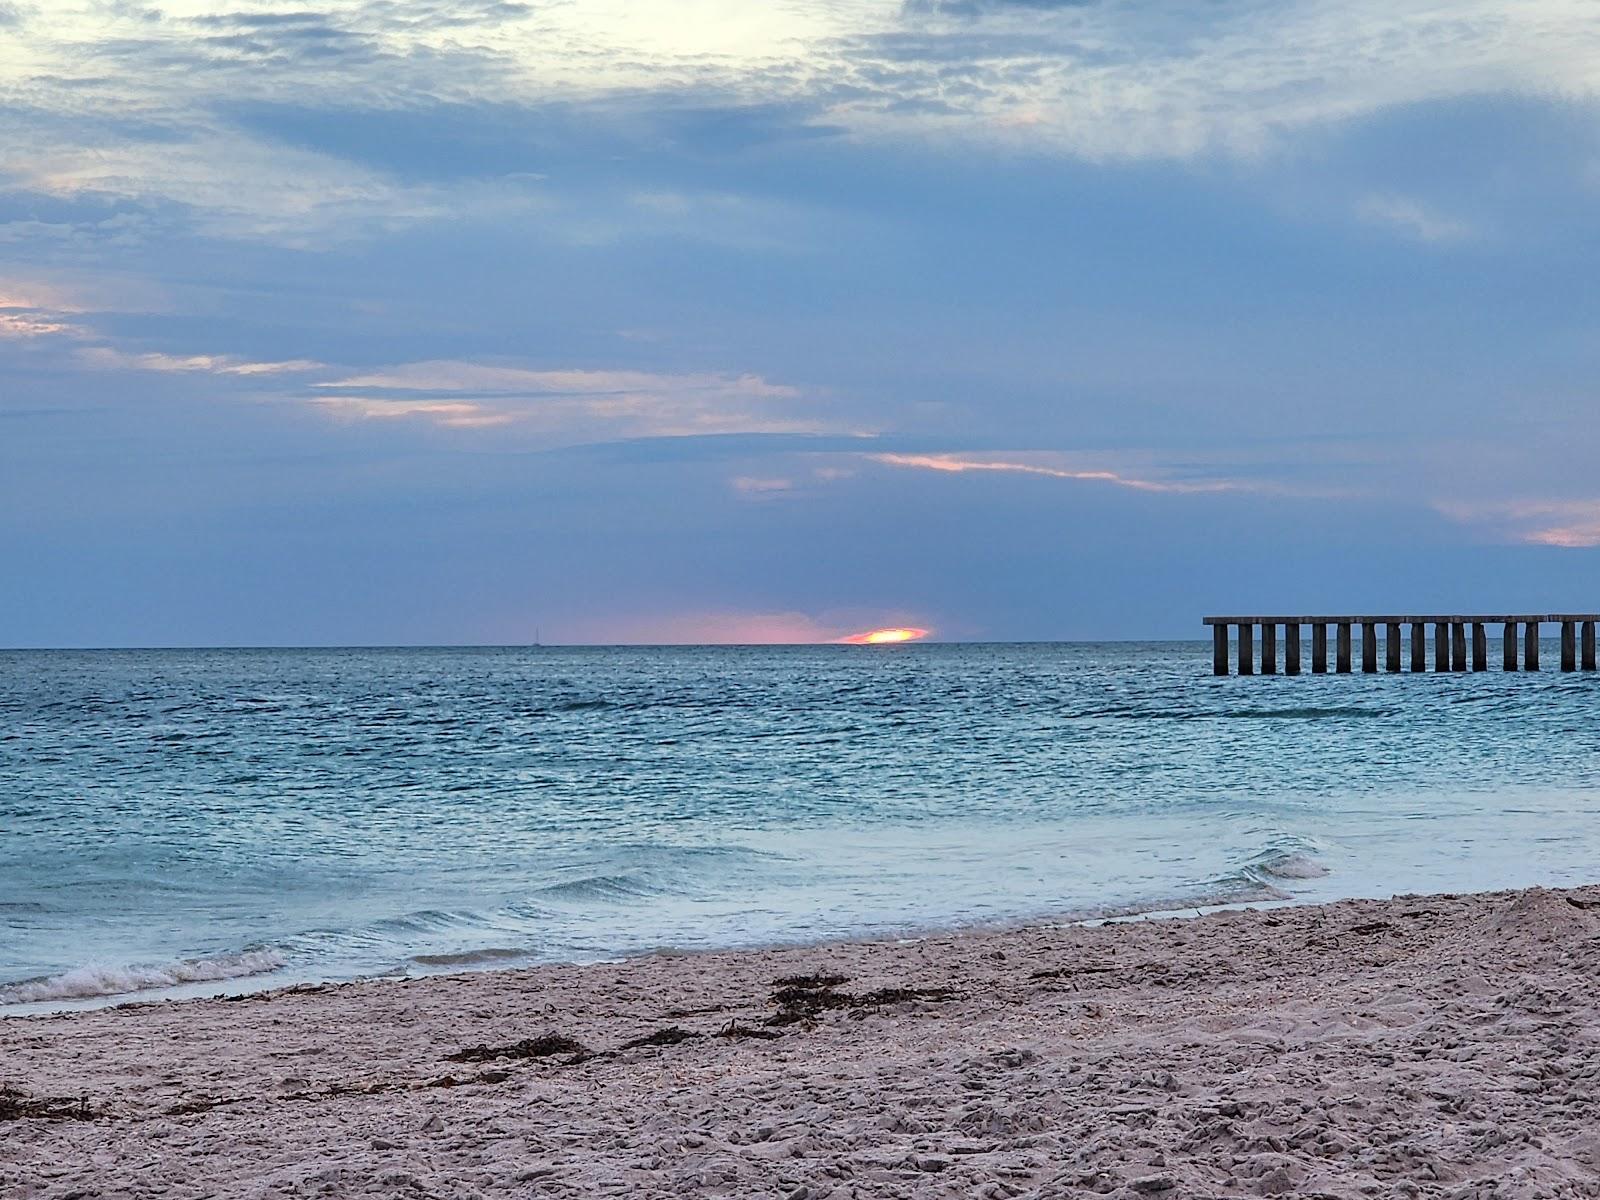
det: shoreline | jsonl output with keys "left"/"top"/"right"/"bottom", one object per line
{"left": 7, "top": 882, "right": 1600, "bottom": 1196}
{"left": 0, "top": 879, "right": 1313, "bottom": 1019}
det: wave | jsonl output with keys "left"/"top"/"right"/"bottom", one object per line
{"left": 532, "top": 872, "right": 668, "bottom": 902}
{"left": 1070, "top": 705, "right": 1391, "bottom": 721}
{"left": 1253, "top": 850, "right": 1331, "bottom": 880}
{"left": 410, "top": 946, "right": 533, "bottom": 967}
{"left": 0, "top": 949, "right": 286, "bottom": 1005}
{"left": 1187, "top": 844, "right": 1331, "bottom": 911}
{"left": 1220, "top": 706, "right": 1392, "bottom": 720}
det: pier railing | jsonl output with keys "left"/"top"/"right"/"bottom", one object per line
{"left": 1203, "top": 615, "right": 1600, "bottom": 675}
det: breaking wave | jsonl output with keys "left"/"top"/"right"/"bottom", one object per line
{"left": 410, "top": 946, "right": 534, "bottom": 967}
{"left": 1254, "top": 850, "right": 1332, "bottom": 880}
{"left": 0, "top": 949, "right": 286, "bottom": 1006}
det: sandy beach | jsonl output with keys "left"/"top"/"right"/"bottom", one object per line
{"left": 4, "top": 884, "right": 1599, "bottom": 1198}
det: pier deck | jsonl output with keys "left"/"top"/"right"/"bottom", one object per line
{"left": 1204, "top": 614, "right": 1600, "bottom": 675}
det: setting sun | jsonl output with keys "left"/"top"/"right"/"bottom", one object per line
{"left": 838, "top": 627, "right": 930, "bottom": 645}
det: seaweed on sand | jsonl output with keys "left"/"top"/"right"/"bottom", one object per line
{"left": 619, "top": 1026, "right": 700, "bottom": 1051}
{"left": 766, "top": 974, "right": 961, "bottom": 1026}
{"left": 0, "top": 1086, "right": 97, "bottom": 1122}
{"left": 770, "top": 973, "right": 850, "bottom": 990}
{"left": 714, "top": 1019, "right": 781, "bottom": 1041}
{"left": 446, "top": 1033, "right": 590, "bottom": 1064}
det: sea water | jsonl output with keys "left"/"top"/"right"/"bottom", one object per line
{"left": 3, "top": 643, "right": 1599, "bottom": 1013}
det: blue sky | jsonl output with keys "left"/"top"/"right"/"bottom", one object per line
{"left": 2, "top": 0, "right": 1598, "bottom": 645}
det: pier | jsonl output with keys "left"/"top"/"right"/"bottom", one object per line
{"left": 1205, "top": 615, "right": 1600, "bottom": 675}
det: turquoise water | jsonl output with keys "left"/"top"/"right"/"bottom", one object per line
{"left": 3, "top": 643, "right": 1599, "bottom": 1012}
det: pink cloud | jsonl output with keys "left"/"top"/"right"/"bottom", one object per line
{"left": 1526, "top": 525, "right": 1600, "bottom": 549}
{"left": 0, "top": 311, "right": 77, "bottom": 339}
{"left": 310, "top": 397, "right": 515, "bottom": 428}
{"left": 555, "top": 610, "right": 934, "bottom": 645}
{"left": 867, "top": 452, "right": 1248, "bottom": 494}
{"left": 1436, "top": 499, "right": 1600, "bottom": 549}
{"left": 307, "top": 360, "right": 849, "bottom": 440}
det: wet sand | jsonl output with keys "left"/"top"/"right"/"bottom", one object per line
{"left": 4, "top": 884, "right": 1600, "bottom": 1198}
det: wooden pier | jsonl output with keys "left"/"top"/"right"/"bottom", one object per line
{"left": 1204, "top": 615, "right": 1600, "bottom": 675}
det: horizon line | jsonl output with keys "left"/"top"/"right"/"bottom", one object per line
{"left": 0, "top": 637, "right": 1218, "bottom": 652}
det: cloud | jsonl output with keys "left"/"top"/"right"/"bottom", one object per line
{"left": 318, "top": 362, "right": 798, "bottom": 397}
{"left": 867, "top": 452, "right": 1249, "bottom": 494}
{"left": 1437, "top": 499, "right": 1600, "bottom": 548}
{"left": 729, "top": 475, "right": 796, "bottom": 496}
{"left": 0, "top": 311, "right": 78, "bottom": 339}
{"left": 554, "top": 609, "right": 928, "bottom": 645}
{"left": 77, "top": 347, "right": 325, "bottom": 375}
{"left": 0, "top": 288, "right": 89, "bottom": 339}
{"left": 1359, "top": 193, "right": 1477, "bottom": 243}
{"left": 311, "top": 397, "right": 514, "bottom": 428}
{"left": 6, "top": 0, "right": 1600, "bottom": 243}
{"left": 310, "top": 361, "right": 844, "bottom": 440}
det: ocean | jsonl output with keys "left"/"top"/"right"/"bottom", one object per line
{"left": 3, "top": 642, "right": 1599, "bottom": 1013}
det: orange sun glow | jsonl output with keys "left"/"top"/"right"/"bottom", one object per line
{"left": 838, "top": 627, "right": 930, "bottom": 645}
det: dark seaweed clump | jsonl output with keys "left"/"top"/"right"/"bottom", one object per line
{"left": 0, "top": 1086, "right": 98, "bottom": 1122}
{"left": 619, "top": 1026, "right": 700, "bottom": 1051}
{"left": 715, "top": 1019, "right": 781, "bottom": 1041}
{"left": 766, "top": 973, "right": 961, "bottom": 1026}
{"left": 446, "top": 1033, "right": 589, "bottom": 1064}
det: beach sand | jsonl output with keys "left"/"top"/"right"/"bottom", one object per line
{"left": 5, "top": 884, "right": 1600, "bottom": 1198}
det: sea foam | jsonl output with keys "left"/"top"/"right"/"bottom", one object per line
{"left": 0, "top": 949, "right": 286, "bottom": 1005}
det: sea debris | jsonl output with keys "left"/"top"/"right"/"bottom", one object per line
{"left": 771, "top": 972, "right": 850, "bottom": 990}
{"left": 714, "top": 1019, "right": 781, "bottom": 1041}
{"left": 766, "top": 974, "right": 960, "bottom": 1026}
{"left": 0, "top": 1086, "right": 98, "bottom": 1122}
{"left": 619, "top": 1026, "right": 700, "bottom": 1051}
{"left": 446, "top": 1033, "right": 589, "bottom": 1064}
{"left": 1030, "top": 964, "right": 1118, "bottom": 981}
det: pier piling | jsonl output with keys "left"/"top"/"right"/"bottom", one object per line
{"left": 1203, "top": 613, "right": 1600, "bottom": 676}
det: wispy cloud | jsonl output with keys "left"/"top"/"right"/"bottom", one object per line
{"left": 311, "top": 397, "right": 515, "bottom": 428}
{"left": 0, "top": 310, "right": 78, "bottom": 339}
{"left": 867, "top": 452, "right": 1250, "bottom": 494}
{"left": 730, "top": 475, "right": 796, "bottom": 496}
{"left": 77, "top": 347, "right": 325, "bottom": 375}
{"left": 311, "top": 360, "right": 844, "bottom": 440}
{"left": 1359, "top": 194, "right": 1478, "bottom": 244}
{"left": 0, "top": 287, "right": 88, "bottom": 339}
{"left": 317, "top": 363, "right": 798, "bottom": 398}
{"left": 1437, "top": 498, "right": 1600, "bottom": 548}
{"left": 555, "top": 608, "right": 931, "bottom": 645}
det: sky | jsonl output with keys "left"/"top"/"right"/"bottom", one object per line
{"left": 2, "top": 0, "right": 1599, "bottom": 646}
